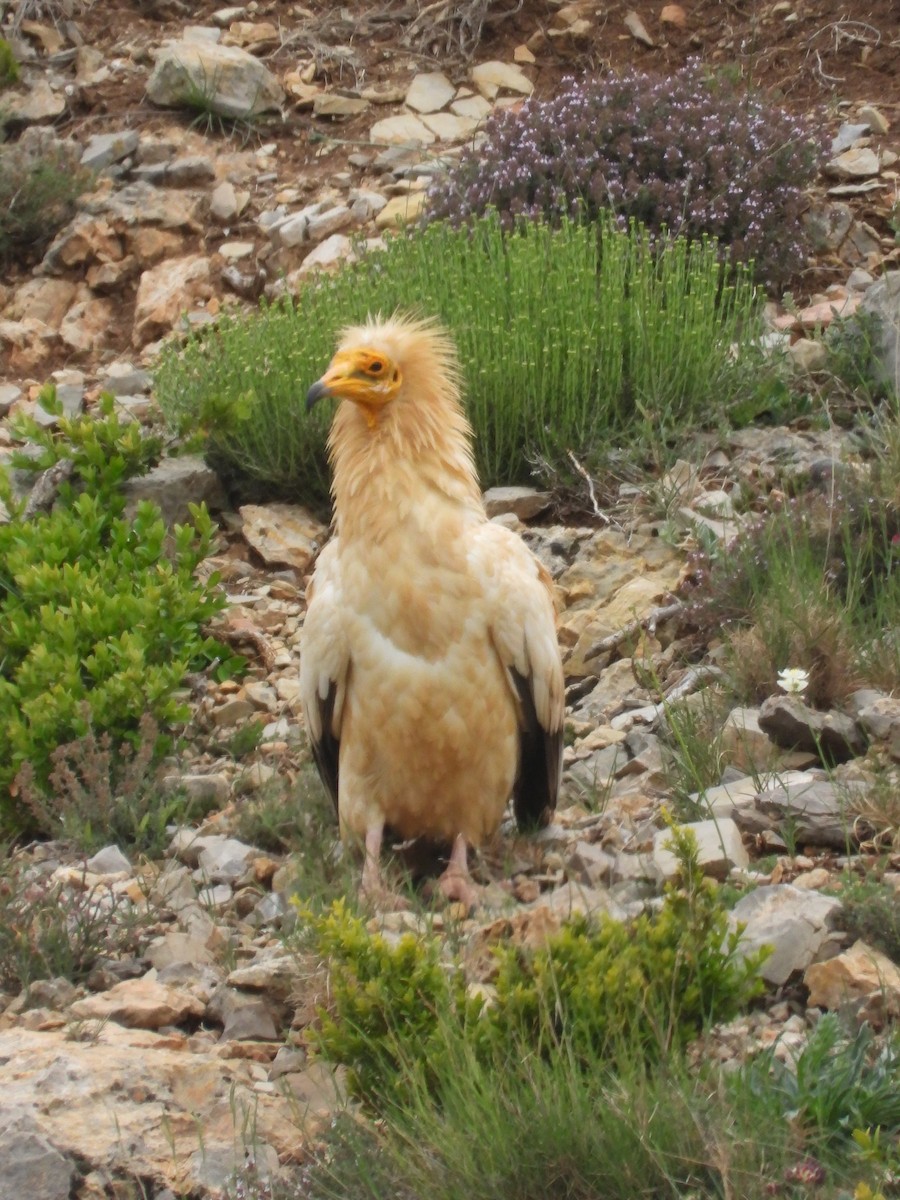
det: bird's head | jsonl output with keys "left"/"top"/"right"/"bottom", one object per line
{"left": 306, "top": 314, "right": 461, "bottom": 432}
{"left": 306, "top": 343, "right": 402, "bottom": 429}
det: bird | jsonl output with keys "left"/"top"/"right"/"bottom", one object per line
{"left": 300, "top": 314, "right": 565, "bottom": 908}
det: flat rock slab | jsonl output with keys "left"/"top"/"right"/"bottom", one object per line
{"left": 805, "top": 939, "right": 900, "bottom": 1016}
{"left": 0, "top": 1025, "right": 339, "bottom": 1195}
{"left": 754, "top": 772, "right": 869, "bottom": 849}
{"left": 730, "top": 883, "right": 843, "bottom": 985}
{"left": 653, "top": 817, "right": 749, "bottom": 881}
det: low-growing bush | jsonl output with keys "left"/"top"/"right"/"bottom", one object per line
{"left": 14, "top": 713, "right": 218, "bottom": 856}
{"left": 0, "top": 849, "right": 151, "bottom": 992}
{"left": 0, "top": 394, "right": 235, "bottom": 836}
{"left": 301, "top": 828, "right": 766, "bottom": 1112}
{"left": 0, "top": 127, "right": 92, "bottom": 268}
{"left": 155, "top": 213, "right": 767, "bottom": 505}
{"left": 732, "top": 1013, "right": 900, "bottom": 1147}
{"left": 425, "top": 60, "right": 824, "bottom": 290}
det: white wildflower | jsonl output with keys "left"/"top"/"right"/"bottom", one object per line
{"left": 777, "top": 667, "right": 809, "bottom": 695}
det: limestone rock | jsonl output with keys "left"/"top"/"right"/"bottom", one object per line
{"left": 369, "top": 113, "right": 436, "bottom": 146}
{"left": 825, "top": 147, "right": 881, "bottom": 179}
{"left": 653, "top": 818, "right": 749, "bottom": 881}
{"left": 758, "top": 694, "right": 867, "bottom": 762}
{"left": 295, "top": 233, "right": 354, "bottom": 274}
{"left": 860, "top": 271, "right": 900, "bottom": 396}
{"left": 239, "top": 503, "right": 327, "bottom": 572}
{"left": 80, "top": 130, "right": 139, "bottom": 171}
{"left": 122, "top": 455, "right": 227, "bottom": 526}
{"left": 420, "top": 112, "right": 480, "bottom": 141}
{"left": 804, "top": 939, "right": 900, "bottom": 1016}
{"left": 0, "top": 1112, "right": 74, "bottom": 1200}
{"left": 471, "top": 60, "right": 533, "bottom": 99}
{"left": 3, "top": 76, "right": 66, "bottom": 123}
{"left": 0, "top": 1025, "right": 334, "bottom": 1195}
{"left": 483, "top": 486, "right": 552, "bottom": 520}
{"left": 720, "top": 707, "right": 776, "bottom": 773}
{"left": 68, "top": 976, "right": 205, "bottom": 1029}
{"left": 754, "top": 772, "right": 868, "bottom": 849}
{"left": 132, "top": 253, "right": 212, "bottom": 346}
{"left": 147, "top": 41, "right": 284, "bottom": 118}
{"left": 313, "top": 93, "right": 369, "bottom": 118}
{"left": 85, "top": 845, "right": 131, "bottom": 875}
{"left": 405, "top": 71, "right": 455, "bottom": 113}
{"left": 731, "top": 884, "right": 843, "bottom": 985}
{"left": 375, "top": 191, "right": 427, "bottom": 228}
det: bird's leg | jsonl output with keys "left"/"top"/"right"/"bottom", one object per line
{"left": 436, "top": 833, "right": 480, "bottom": 912}
{"left": 359, "top": 820, "right": 409, "bottom": 911}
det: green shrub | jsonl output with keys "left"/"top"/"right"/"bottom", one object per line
{"left": 0, "top": 129, "right": 92, "bottom": 267}
{"left": 424, "top": 59, "right": 824, "bottom": 289}
{"left": 155, "top": 213, "right": 767, "bottom": 505}
{"left": 301, "top": 828, "right": 766, "bottom": 1112}
{"left": 0, "top": 394, "right": 234, "bottom": 835}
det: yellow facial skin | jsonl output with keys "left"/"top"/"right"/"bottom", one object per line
{"left": 306, "top": 347, "right": 403, "bottom": 428}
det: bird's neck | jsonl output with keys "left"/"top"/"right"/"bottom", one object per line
{"left": 328, "top": 391, "right": 483, "bottom": 544}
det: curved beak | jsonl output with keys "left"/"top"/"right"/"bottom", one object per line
{"left": 306, "top": 378, "right": 333, "bottom": 413}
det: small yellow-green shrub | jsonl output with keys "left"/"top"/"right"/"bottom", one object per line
{"left": 302, "top": 829, "right": 767, "bottom": 1112}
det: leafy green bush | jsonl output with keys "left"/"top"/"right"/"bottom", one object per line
{"left": 424, "top": 60, "right": 823, "bottom": 290}
{"left": 0, "top": 128, "right": 92, "bottom": 267}
{"left": 301, "top": 829, "right": 766, "bottom": 1111}
{"left": 155, "top": 213, "right": 766, "bottom": 505}
{"left": 0, "top": 394, "right": 233, "bottom": 835}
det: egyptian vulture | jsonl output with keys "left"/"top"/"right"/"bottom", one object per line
{"left": 301, "top": 315, "right": 564, "bottom": 907}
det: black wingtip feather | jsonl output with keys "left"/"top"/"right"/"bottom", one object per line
{"left": 510, "top": 669, "right": 562, "bottom": 831}
{"left": 310, "top": 683, "right": 340, "bottom": 817}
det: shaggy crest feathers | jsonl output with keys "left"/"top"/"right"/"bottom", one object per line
{"left": 327, "top": 314, "right": 482, "bottom": 542}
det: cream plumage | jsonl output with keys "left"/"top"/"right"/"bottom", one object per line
{"left": 300, "top": 315, "right": 564, "bottom": 906}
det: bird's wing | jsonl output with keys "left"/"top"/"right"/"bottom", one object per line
{"left": 471, "top": 522, "right": 565, "bottom": 829}
{"left": 299, "top": 540, "right": 349, "bottom": 814}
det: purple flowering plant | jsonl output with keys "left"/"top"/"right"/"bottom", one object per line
{"left": 426, "top": 60, "right": 825, "bottom": 289}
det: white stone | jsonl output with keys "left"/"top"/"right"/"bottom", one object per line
{"left": 369, "top": 113, "right": 436, "bottom": 146}
{"left": 788, "top": 338, "right": 828, "bottom": 372}
{"left": 296, "top": 233, "right": 354, "bottom": 274}
{"left": 420, "top": 112, "right": 479, "bottom": 142}
{"left": 405, "top": 71, "right": 455, "bottom": 114}
{"left": 313, "top": 93, "right": 369, "bottom": 117}
{"left": 146, "top": 41, "right": 284, "bottom": 118}
{"left": 652, "top": 818, "right": 749, "bottom": 881}
{"left": 826, "top": 147, "right": 881, "bottom": 179}
{"left": 306, "top": 204, "right": 351, "bottom": 241}
{"left": 450, "top": 93, "right": 492, "bottom": 120}
{"left": 375, "top": 192, "right": 427, "bottom": 228}
{"left": 471, "top": 60, "right": 533, "bottom": 100}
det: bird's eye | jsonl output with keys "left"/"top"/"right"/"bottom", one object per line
{"left": 369, "top": 360, "right": 384, "bottom": 374}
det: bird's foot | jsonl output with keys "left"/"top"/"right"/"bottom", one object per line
{"left": 434, "top": 865, "right": 481, "bottom": 915}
